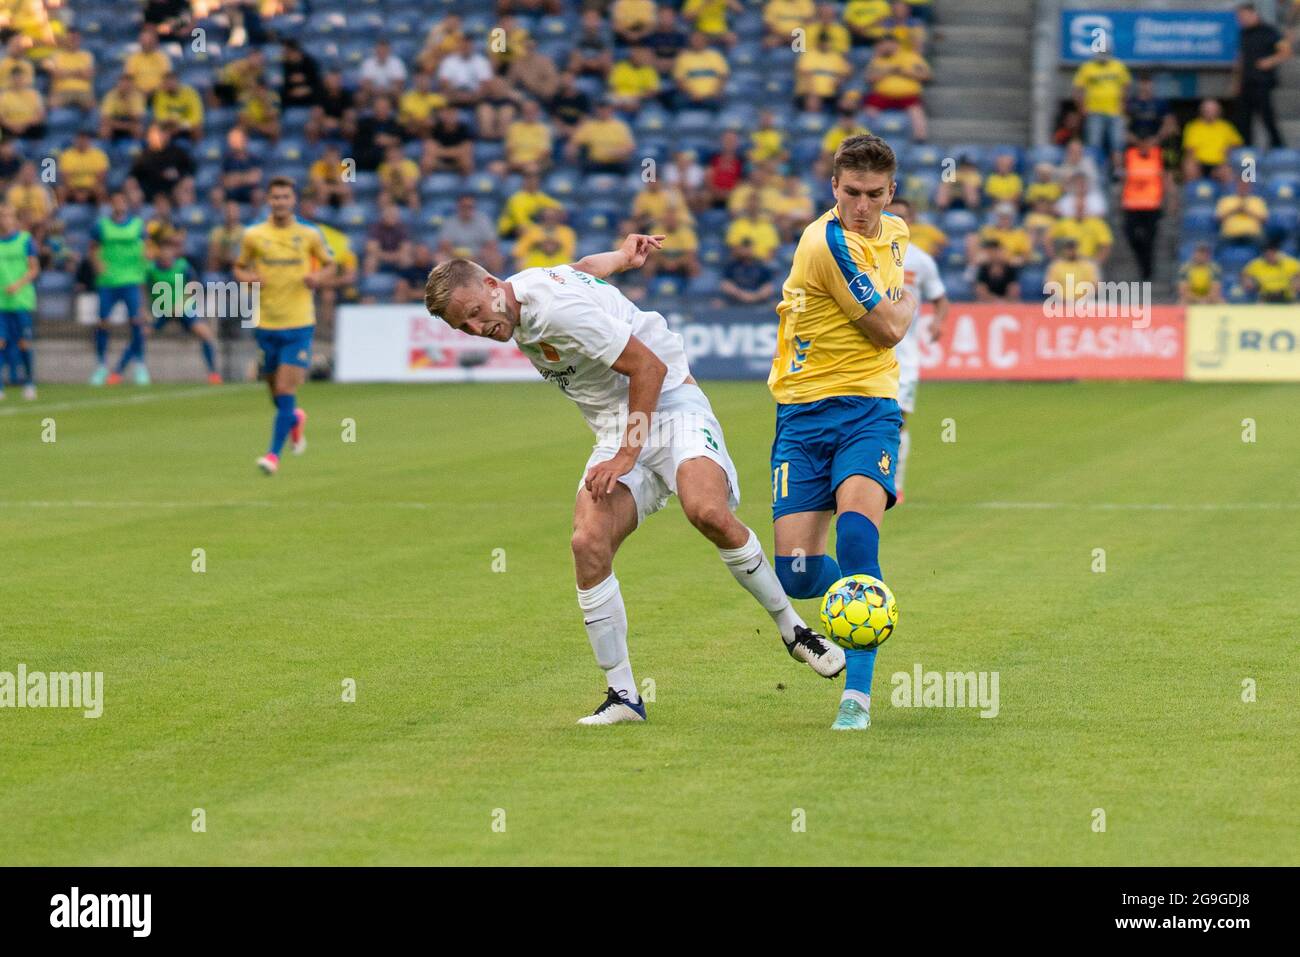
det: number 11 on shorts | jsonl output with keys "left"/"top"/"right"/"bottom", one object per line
{"left": 773, "top": 461, "right": 789, "bottom": 502}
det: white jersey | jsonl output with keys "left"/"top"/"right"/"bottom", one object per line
{"left": 894, "top": 243, "right": 945, "bottom": 413}
{"left": 508, "top": 265, "right": 692, "bottom": 435}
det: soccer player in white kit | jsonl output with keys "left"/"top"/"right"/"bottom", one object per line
{"left": 424, "top": 234, "right": 844, "bottom": 724}
{"left": 884, "top": 199, "right": 950, "bottom": 501}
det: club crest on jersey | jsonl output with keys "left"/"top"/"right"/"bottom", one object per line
{"left": 878, "top": 450, "right": 892, "bottom": 476}
{"left": 539, "top": 341, "right": 561, "bottom": 362}
{"left": 891, "top": 240, "right": 902, "bottom": 266}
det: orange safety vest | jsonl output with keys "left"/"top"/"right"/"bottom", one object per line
{"left": 1122, "top": 147, "right": 1164, "bottom": 210}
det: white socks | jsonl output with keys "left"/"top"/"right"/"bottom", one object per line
{"left": 897, "top": 427, "right": 911, "bottom": 494}
{"left": 577, "top": 574, "right": 637, "bottom": 702}
{"left": 718, "top": 527, "right": 804, "bottom": 643}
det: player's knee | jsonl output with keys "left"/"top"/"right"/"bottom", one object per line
{"left": 683, "top": 500, "right": 733, "bottom": 539}
{"left": 569, "top": 525, "right": 610, "bottom": 566}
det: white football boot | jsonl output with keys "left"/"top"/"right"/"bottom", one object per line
{"left": 577, "top": 687, "right": 647, "bottom": 725}
{"left": 785, "top": 625, "right": 846, "bottom": 678}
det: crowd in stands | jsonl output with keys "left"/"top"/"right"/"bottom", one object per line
{"left": 0, "top": 0, "right": 1296, "bottom": 330}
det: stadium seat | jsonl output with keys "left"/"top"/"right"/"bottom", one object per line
{"left": 941, "top": 271, "right": 973, "bottom": 301}
{"left": 940, "top": 209, "right": 979, "bottom": 237}
{"left": 1265, "top": 207, "right": 1299, "bottom": 237}
{"left": 1018, "top": 265, "right": 1046, "bottom": 300}
{"left": 1264, "top": 177, "right": 1299, "bottom": 204}
{"left": 1183, "top": 179, "right": 1222, "bottom": 204}
{"left": 421, "top": 173, "right": 466, "bottom": 200}
{"left": 1215, "top": 244, "right": 1257, "bottom": 274}
{"left": 359, "top": 272, "right": 398, "bottom": 299}
{"left": 1261, "top": 148, "right": 1300, "bottom": 176}
{"left": 1181, "top": 205, "right": 1218, "bottom": 237}
{"left": 1025, "top": 145, "right": 1064, "bottom": 168}
{"left": 691, "top": 267, "right": 723, "bottom": 296}
{"left": 872, "top": 111, "right": 913, "bottom": 141}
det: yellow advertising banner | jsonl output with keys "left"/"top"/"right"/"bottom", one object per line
{"left": 1186, "top": 306, "right": 1300, "bottom": 381}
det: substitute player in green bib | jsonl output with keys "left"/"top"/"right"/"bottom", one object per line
{"left": 768, "top": 135, "right": 917, "bottom": 731}
{"left": 147, "top": 234, "right": 222, "bottom": 383}
{"left": 90, "top": 191, "right": 150, "bottom": 386}
{"left": 0, "top": 204, "right": 39, "bottom": 400}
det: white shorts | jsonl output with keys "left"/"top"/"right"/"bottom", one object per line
{"left": 894, "top": 321, "right": 922, "bottom": 415}
{"left": 578, "top": 383, "right": 741, "bottom": 525}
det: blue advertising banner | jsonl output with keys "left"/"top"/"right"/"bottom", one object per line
{"left": 660, "top": 305, "right": 776, "bottom": 381}
{"left": 1061, "top": 9, "right": 1239, "bottom": 65}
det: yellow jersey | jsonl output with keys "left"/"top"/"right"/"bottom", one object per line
{"left": 236, "top": 217, "right": 332, "bottom": 330}
{"left": 1072, "top": 58, "right": 1131, "bottom": 116}
{"left": 1242, "top": 255, "right": 1300, "bottom": 299}
{"left": 769, "top": 208, "right": 908, "bottom": 404}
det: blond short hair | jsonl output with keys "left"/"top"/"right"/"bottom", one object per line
{"left": 424, "top": 259, "right": 488, "bottom": 319}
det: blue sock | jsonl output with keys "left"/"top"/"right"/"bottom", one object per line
{"left": 1, "top": 342, "right": 14, "bottom": 387}
{"left": 776, "top": 553, "right": 842, "bottom": 599}
{"left": 199, "top": 338, "right": 216, "bottom": 372}
{"left": 94, "top": 327, "right": 108, "bottom": 364}
{"left": 269, "top": 393, "right": 296, "bottom": 456}
{"left": 836, "top": 511, "right": 883, "bottom": 699}
{"left": 19, "top": 347, "right": 31, "bottom": 385}
{"left": 115, "top": 325, "right": 144, "bottom": 373}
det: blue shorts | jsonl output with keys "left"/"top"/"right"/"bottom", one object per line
{"left": 153, "top": 302, "right": 201, "bottom": 331}
{"left": 0, "top": 310, "right": 33, "bottom": 343}
{"left": 254, "top": 325, "right": 314, "bottom": 374}
{"left": 98, "top": 285, "right": 141, "bottom": 321}
{"left": 771, "top": 395, "right": 903, "bottom": 519}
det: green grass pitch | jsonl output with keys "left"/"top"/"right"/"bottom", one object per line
{"left": 1, "top": 379, "right": 1296, "bottom": 866}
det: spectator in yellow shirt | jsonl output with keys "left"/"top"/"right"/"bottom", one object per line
{"left": 725, "top": 191, "right": 782, "bottom": 259}
{"left": 673, "top": 31, "right": 730, "bottom": 107}
{"left": 1181, "top": 98, "right": 1242, "bottom": 182}
{"left": 749, "top": 108, "right": 787, "bottom": 164}
{"left": 0, "top": 36, "right": 34, "bottom": 92}
{"left": 125, "top": 26, "right": 172, "bottom": 95}
{"left": 935, "top": 154, "right": 982, "bottom": 211}
{"left": 565, "top": 102, "right": 636, "bottom": 173}
{"left": 56, "top": 129, "right": 109, "bottom": 206}
{"left": 1023, "top": 197, "right": 1059, "bottom": 261}
{"left": 871, "top": 1, "right": 927, "bottom": 52}
{"left": 0, "top": 68, "right": 44, "bottom": 139}
{"left": 1045, "top": 237, "right": 1099, "bottom": 294}
{"left": 45, "top": 28, "right": 95, "bottom": 110}
{"left": 806, "top": 3, "right": 852, "bottom": 53}
{"left": 611, "top": 0, "right": 657, "bottom": 45}
{"left": 1072, "top": 50, "right": 1131, "bottom": 170}
{"left": 1024, "top": 162, "right": 1064, "bottom": 205}
{"left": 497, "top": 167, "right": 561, "bottom": 238}
{"left": 502, "top": 98, "right": 554, "bottom": 174}
{"left": 100, "top": 73, "right": 147, "bottom": 142}
{"left": 237, "top": 75, "right": 281, "bottom": 142}
{"left": 308, "top": 144, "right": 354, "bottom": 209}
{"left": 514, "top": 205, "right": 577, "bottom": 270}
{"left": 966, "top": 203, "right": 1032, "bottom": 267}
{"left": 206, "top": 200, "right": 245, "bottom": 274}
{"left": 5, "top": 161, "right": 54, "bottom": 235}
{"left": 1177, "top": 243, "right": 1222, "bottom": 304}
{"left": 1050, "top": 212, "right": 1113, "bottom": 266}
{"left": 632, "top": 178, "right": 694, "bottom": 231}
{"left": 398, "top": 71, "right": 447, "bottom": 139}
{"left": 682, "top": 0, "right": 743, "bottom": 46}
{"left": 1241, "top": 245, "right": 1300, "bottom": 303}
{"left": 907, "top": 217, "right": 947, "bottom": 256}
{"left": 1215, "top": 178, "right": 1268, "bottom": 244}
{"left": 378, "top": 143, "right": 421, "bottom": 211}
{"left": 864, "top": 36, "right": 930, "bottom": 141}
{"left": 796, "top": 34, "right": 851, "bottom": 111}
{"left": 820, "top": 113, "right": 871, "bottom": 180}
{"left": 983, "top": 153, "right": 1024, "bottom": 206}
{"left": 152, "top": 71, "right": 204, "bottom": 141}
{"left": 764, "top": 0, "right": 815, "bottom": 48}
{"left": 609, "top": 46, "right": 661, "bottom": 111}
{"left": 844, "top": 0, "right": 891, "bottom": 45}
{"left": 648, "top": 205, "right": 700, "bottom": 279}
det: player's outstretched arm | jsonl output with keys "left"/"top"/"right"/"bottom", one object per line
{"left": 851, "top": 288, "right": 917, "bottom": 349}
{"left": 572, "top": 233, "right": 665, "bottom": 279}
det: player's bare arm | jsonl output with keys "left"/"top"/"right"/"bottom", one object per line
{"left": 851, "top": 287, "right": 917, "bottom": 349}
{"left": 584, "top": 334, "right": 667, "bottom": 500}
{"left": 929, "top": 293, "right": 951, "bottom": 342}
{"left": 573, "top": 233, "right": 665, "bottom": 279}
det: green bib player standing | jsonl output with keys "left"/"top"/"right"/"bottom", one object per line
{"left": 89, "top": 191, "right": 149, "bottom": 386}
{"left": 0, "top": 204, "right": 39, "bottom": 400}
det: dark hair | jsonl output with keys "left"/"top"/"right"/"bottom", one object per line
{"left": 832, "top": 134, "right": 897, "bottom": 179}
{"left": 267, "top": 176, "right": 297, "bottom": 193}
{"left": 889, "top": 196, "right": 913, "bottom": 214}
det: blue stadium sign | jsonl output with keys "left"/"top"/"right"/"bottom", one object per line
{"left": 1061, "top": 9, "right": 1240, "bottom": 65}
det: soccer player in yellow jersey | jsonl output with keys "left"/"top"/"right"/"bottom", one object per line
{"left": 234, "top": 177, "right": 334, "bottom": 475}
{"left": 769, "top": 134, "right": 916, "bottom": 731}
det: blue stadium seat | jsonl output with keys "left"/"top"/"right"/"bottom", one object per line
{"left": 1265, "top": 207, "right": 1299, "bottom": 237}
{"left": 691, "top": 267, "right": 723, "bottom": 296}
{"left": 1224, "top": 281, "right": 1252, "bottom": 303}
{"left": 1215, "top": 244, "right": 1257, "bottom": 274}
{"left": 906, "top": 143, "right": 943, "bottom": 172}
{"left": 674, "top": 110, "right": 716, "bottom": 134}
{"left": 940, "top": 209, "right": 979, "bottom": 236}
{"left": 335, "top": 203, "right": 371, "bottom": 229}
{"left": 421, "top": 173, "right": 466, "bottom": 200}
{"left": 718, "top": 105, "right": 758, "bottom": 132}
{"left": 36, "top": 271, "right": 74, "bottom": 294}
{"left": 1181, "top": 205, "right": 1218, "bottom": 237}
{"left": 360, "top": 272, "right": 398, "bottom": 299}
{"left": 1177, "top": 239, "right": 1209, "bottom": 263}
{"left": 1228, "top": 147, "right": 1261, "bottom": 173}
{"left": 1183, "top": 179, "right": 1222, "bottom": 204}
{"left": 872, "top": 111, "right": 913, "bottom": 141}
{"left": 1264, "top": 176, "right": 1299, "bottom": 204}
{"left": 794, "top": 112, "right": 831, "bottom": 136}
{"left": 1261, "top": 148, "right": 1300, "bottom": 176}
{"left": 1017, "top": 265, "right": 1046, "bottom": 301}
{"left": 543, "top": 169, "right": 580, "bottom": 199}
{"left": 941, "top": 270, "right": 973, "bottom": 301}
